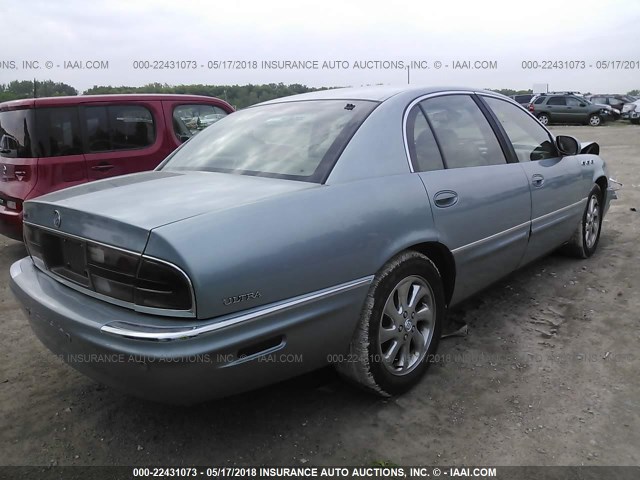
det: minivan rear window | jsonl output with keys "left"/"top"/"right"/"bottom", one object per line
{"left": 0, "top": 109, "right": 36, "bottom": 158}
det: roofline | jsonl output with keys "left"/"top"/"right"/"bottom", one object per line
{"left": 0, "top": 94, "right": 234, "bottom": 111}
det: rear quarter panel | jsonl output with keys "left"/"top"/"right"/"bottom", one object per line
{"left": 144, "top": 174, "right": 438, "bottom": 320}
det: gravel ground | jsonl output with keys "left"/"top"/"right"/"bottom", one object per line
{"left": 0, "top": 124, "right": 638, "bottom": 467}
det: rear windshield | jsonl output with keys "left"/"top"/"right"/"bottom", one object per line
{"left": 0, "top": 109, "right": 36, "bottom": 158}
{"left": 160, "top": 100, "right": 377, "bottom": 183}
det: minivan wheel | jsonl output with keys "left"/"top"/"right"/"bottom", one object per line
{"left": 589, "top": 114, "right": 602, "bottom": 126}
{"left": 561, "top": 184, "right": 603, "bottom": 258}
{"left": 335, "top": 251, "right": 445, "bottom": 396}
{"left": 537, "top": 113, "right": 550, "bottom": 125}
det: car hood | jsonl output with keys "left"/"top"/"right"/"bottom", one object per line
{"left": 23, "top": 170, "right": 317, "bottom": 252}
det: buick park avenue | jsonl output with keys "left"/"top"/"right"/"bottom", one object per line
{"left": 10, "top": 86, "right": 617, "bottom": 404}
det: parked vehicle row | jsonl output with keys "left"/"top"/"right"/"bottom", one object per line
{"left": 9, "top": 86, "right": 617, "bottom": 403}
{"left": 0, "top": 94, "right": 234, "bottom": 240}
{"left": 527, "top": 93, "right": 611, "bottom": 126}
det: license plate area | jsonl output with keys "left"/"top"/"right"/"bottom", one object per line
{"left": 41, "top": 233, "right": 91, "bottom": 287}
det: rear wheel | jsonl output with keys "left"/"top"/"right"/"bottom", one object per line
{"left": 537, "top": 113, "right": 550, "bottom": 126}
{"left": 588, "top": 114, "right": 602, "bottom": 126}
{"left": 562, "top": 184, "right": 603, "bottom": 258}
{"left": 336, "top": 251, "right": 445, "bottom": 396}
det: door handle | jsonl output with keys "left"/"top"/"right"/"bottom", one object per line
{"left": 91, "top": 163, "right": 114, "bottom": 171}
{"left": 531, "top": 174, "right": 545, "bottom": 187}
{"left": 433, "top": 190, "right": 458, "bottom": 208}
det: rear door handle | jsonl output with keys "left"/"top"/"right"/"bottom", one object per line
{"left": 433, "top": 190, "right": 458, "bottom": 208}
{"left": 531, "top": 174, "right": 545, "bottom": 187}
{"left": 91, "top": 163, "right": 114, "bottom": 171}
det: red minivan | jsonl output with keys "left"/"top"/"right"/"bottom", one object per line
{"left": 0, "top": 94, "right": 234, "bottom": 240}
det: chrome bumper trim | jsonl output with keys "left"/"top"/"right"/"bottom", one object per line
{"left": 100, "top": 275, "right": 374, "bottom": 341}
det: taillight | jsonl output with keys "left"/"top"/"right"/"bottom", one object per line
{"left": 24, "top": 225, "right": 194, "bottom": 316}
{"left": 528, "top": 103, "right": 534, "bottom": 112}
{"left": 135, "top": 258, "right": 193, "bottom": 311}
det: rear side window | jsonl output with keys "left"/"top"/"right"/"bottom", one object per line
{"left": 406, "top": 105, "right": 444, "bottom": 172}
{"left": 483, "top": 97, "right": 558, "bottom": 162}
{"left": 173, "top": 104, "right": 229, "bottom": 140}
{"left": 85, "top": 105, "right": 155, "bottom": 152}
{"left": 534, "top": 97, "right": 545, "bottom": 104}
{"left": 420, "top": 95, "right": 506, "bottom": 169}
{"left": 547, "top": 96, "right": 566, "bottom": 106}
{"left": 36, "top": 107, "right": 83, "bottom": 157}
{"left": 0, "top": 109, "right": 36, "bottom": 158}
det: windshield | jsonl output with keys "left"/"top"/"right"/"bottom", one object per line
{"left": 160, "top": 100, "right": 377, "bottom": 182}
{"left": 0, "top": 109, "right": 36, "bottom": 158}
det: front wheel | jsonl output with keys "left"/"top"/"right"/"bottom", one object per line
{"left": 335, "top": 251, "right": 445, "bottom": 396}
{"left": 561, "top": 184, "right": 603, "bottom": 258}
{"left": 537, "top": 113, "right": 550, "bottom": 125}
{"left": 588, "top": 114, "right": 602, "bottom": 126}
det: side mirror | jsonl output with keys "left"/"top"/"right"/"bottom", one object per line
{"left": 556, "top": 135, "right": 580, "bottom": 156}
{"left": 580, "top": 103, "right": 586, "bottom": 107}
{"left": 178, "top": 134, "right": 190, "bottom": 143}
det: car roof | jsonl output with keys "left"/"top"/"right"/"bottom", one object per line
{"left": 0, "top": 94, "right": 232, "bottom": 111}
{"left": 255, "top": 85, "right": 501, "bottom": 105}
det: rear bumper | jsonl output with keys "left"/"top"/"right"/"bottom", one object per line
{"left": 10, "top": 257, "right": 370, "bottom": 404}
{"left": 0, "top": 207, "right": 23, "bottom": 241}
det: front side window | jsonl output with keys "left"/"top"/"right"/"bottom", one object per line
{"left": 406, "top": 105, "right": 444, "bottom": 172}
{"left": 566, "top": 97, "right": 584, "bottom": 107}
{"left": 36, "top": 107, "right": 82, "bottom": 157}
{"left": 85, "top": 105, "right": 155, "bottom": 152}
{"left": 0, "top": 109, "right": 36, "bottom": 158}
{"left": 483, "top": 97, "right": 558, "bottom": 162}
{"left": 173, "top": 104, "right": 229, "bottom": 140}
{"left": 547, "top": 96, "right": 566, "bottom": 106}
{"left": 420, "top": 95, "right": 506, "bottom": 169}
{"left": 161, "top": 100, "right": 377, "bottom": 182}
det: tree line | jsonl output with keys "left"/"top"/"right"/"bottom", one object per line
{"left": 1, "top": 80, "right": 638, "bottom": 108}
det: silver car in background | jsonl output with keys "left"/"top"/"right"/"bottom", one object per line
{"left": 10, "top": 86, "right": 617, "bottom": 404}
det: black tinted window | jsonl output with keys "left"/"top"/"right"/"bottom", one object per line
{"left": 420, "top": 95, "right": 506, "bottom": 169}
{"left": 483, "top": 97, "right": 557, "bottom": 162}
{"left": 36, "top": 107, "right": 82, "bottom": 157}
{"left": 0, "top": 109, "right": 36, "bottom": 158}
{"left": 85, "top": 105, "right": 155, "bottom": 152}
{"left": 406, "top": 105, "right": 444, "bottom": 172}
{"left": 547, "top": 96, "right": 566, "bottom": 106}
{"left": 110, "top": 106, "right": 154, "bottom": 149}
{"left": 85, "top": 107, "right": 110, "bottom": 152}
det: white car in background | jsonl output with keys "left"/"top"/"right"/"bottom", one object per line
{"left": 622, "top": 100, "right": 640, "bottom": 123}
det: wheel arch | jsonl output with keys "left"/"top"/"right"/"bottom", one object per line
{"left": 406, "top": 241, "right": 456, "bottom": 306}
{"left": 595, "top": 175, "right": 608, "bottom": 203}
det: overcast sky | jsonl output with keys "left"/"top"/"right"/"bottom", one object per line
{"left": 2, "top": 0, "right": 639, "bottom": 93}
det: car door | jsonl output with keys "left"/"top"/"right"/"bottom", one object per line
{"left": 82, "top": 102, "right": 168, "bottom": 180}
{"left": 566, "top": 96, "right": 590, "bottom": 122}
{"left": 408, "top": 94, "right": 532, "bottom": 304}
{"left": 545, "top": 96, "right": 568, "bottom": 122}
{"left": 480, "top": 95, "right": 584, "bottom": 265}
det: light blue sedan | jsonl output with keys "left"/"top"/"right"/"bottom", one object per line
{"left": 10, "top": 86, "right": 617, "bottom": 403}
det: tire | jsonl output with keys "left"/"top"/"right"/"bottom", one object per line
{"left": 537, "top": 113, "right": 550, "bottom": 126}
{"left": 561, "top": 184, "right": 603, "bottom": 258}
{"left": 588, "top": 114, "right": 602, "bottom": 126}
{"left": 335, "top": 251, "right": 445, "bottom": 396}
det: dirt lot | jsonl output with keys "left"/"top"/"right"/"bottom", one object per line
{"left": 0, "top": 124, "right": 638, "bottom": 467}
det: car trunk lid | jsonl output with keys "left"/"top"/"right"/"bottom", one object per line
{"left": 23, "top": 170, "right": 317, "bottom": 252}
